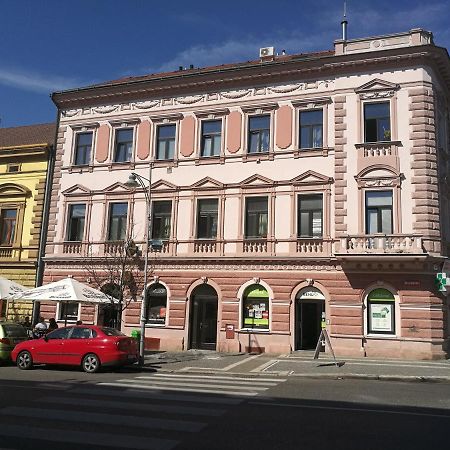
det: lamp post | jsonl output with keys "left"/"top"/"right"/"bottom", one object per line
{"left": 125, "top": 169, "right": 152, "bottom": 366}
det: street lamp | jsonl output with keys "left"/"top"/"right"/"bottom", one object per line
{"left": 125, "top": 170, "right": 152, "bottom": 366}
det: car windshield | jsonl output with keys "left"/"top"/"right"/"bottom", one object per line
{"left": 101, "top": 327, "right": 125, "bottom": 336}
{"left": 2, "top": 324, "right": 27, "bottom": 337}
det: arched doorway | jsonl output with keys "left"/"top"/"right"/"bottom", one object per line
{"left": 189, "top": 284, "right": 218, "bottom": 350}
{"left": 295, "top": 287, "right": 325, "bottom": 350}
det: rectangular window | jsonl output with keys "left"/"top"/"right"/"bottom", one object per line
{"left": 156, "top": 125, "right": 176, "bottom": 160}
{"left": 197, "top": 199, "right": 218, "bottom": 239}
{"left": 298, "top": 194, "right": 323, "bottom": 237}
{"left": 67, "top": 204, "right": 86, "bottom": 241}
{"left": 248, "top": 115, "right": 270, "bottom": 153}
{"left": 74, "top": 132, "right": 93, "bottom": 165}
{"left": 114, "top": 128, "right": 133, "bottom": 163}
{"left": 58, "top": 302, "right": 79, "bottom": 321}
{"left": 7, "top": 164, "right": 20, "bottom": 173}
{"left": 152, "top": 201, "right": 171, "bottom": 240}
{"left": 364, "top": 102, "right": 391, "bottom": 142}
{"left": 108, "top": 203, "right": 128, "bottom": 241}
{"left": 365, "top": 191, "right": 393, "bottom": 234}
{"left": 201, "top": 120, "right": 221, "bottom": 157}
{"left": 0, "top": 209, "right": 17, "bottom": 245}
{"left": 299, "top": 110, "right": 323, "bottom": 149}
{"left": 245, "top": 197, "right": 268, "bottom": 238}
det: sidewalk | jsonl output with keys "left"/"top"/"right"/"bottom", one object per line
{"left": 142, "top": 350, "right": 450, "bottom": 383}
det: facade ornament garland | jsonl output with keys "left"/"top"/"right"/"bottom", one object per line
{"left": 92, "top": 105, "right": 120, "bottom": 114}
{"left": 220, "top": 89, "right": 251, "bottom": 99}
{"left": 176, "top": 95, "right": 205, "bottom": 104}
{"left": 134, "top": 100, "right": 160, "bottom": 109}
{"left": 359, "top": 90, "right": 396, "bottom": 99}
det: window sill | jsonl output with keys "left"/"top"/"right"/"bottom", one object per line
{"left": 69, "top": 164, "right": 94, "bottom": 173}
{"left": 294, "top": 148, "right": 329, "bottom": 158}
{"left": 243, "top": 152, "right": 273, "bottom": 162}
{"left": 144, "top": 323, "right": 166, "bottom": 328}
{"left": 238, "top": 328, "right": 270, "bottom": 334}
{"left": 108, "top": 161, "right": 135, "bottom": 171}
{"left": 195, "top": 155, "right": 224, "bottom": 165}
{"left": 365, "top": 334, "right": 397, "bottom": 339}
{"left": 152, "top": 159, "right": 178, "bottom": 168}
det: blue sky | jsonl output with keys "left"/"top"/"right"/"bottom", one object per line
{"left": 0, "top": 0, "right": 449, "bottom": 128}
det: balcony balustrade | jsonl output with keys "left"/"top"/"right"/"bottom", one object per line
{"left": 356, "top": 141, "right": 399, "bottom": 158}
{"left": 339, "top": 234, "right": 424, "bottom": 254}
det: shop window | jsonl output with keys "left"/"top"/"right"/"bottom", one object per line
{"left": 298, "top": 194, "right": 323, "bottom": 237}
{"left": 113, "top": 128, "right": 134, "bottom": 163}
{"left": 156, "top": 125, "right": 176, "bottom": 160}
{"left": 152, "top": 201, "right": 171, "bottom": 240}
{"left": 74, "top": 132, "right": 93, "bottom": 165}
{"left": 365, "top": 191, "right": 393, "bottom": 234}
{"left": 146, "top": 283, "right": 167, "bottom": 325}
{"left": 197, "top": 199, "right": 218, "bottom": 239}
{"left": 248, "top": 115, "right": 270, "bottom": 153}
{"left": 201, "top": 120, "right": 221, "bottom": 157}
{"left": 367, "top": 288, "right": 395, "bottom": 335}
{"left": 245, "top": 197, "right": 268, "bottom": 238}
{"left": 58, "top": 302, "right": 79, "bottom": 322}
{"left": 0, "top": 208, "right": 17, "bottom": 245}
{"left": 242, "top": 285, "right": 269, "bottom": 330}
{"left": 107, "top": 203, "right": 128, "bottom": 241}
{"left": 364, "top": 102, "right": 391, "bottom": 142}
{"left": 299, "top": 109, "right": 323, "bottom": 149}
{"left": 67, "top": 204, "right": 86, "bottom": 241}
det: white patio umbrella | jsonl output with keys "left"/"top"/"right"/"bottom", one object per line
{"left": 0, "top": 277, "right": 26, "bottom": 319}
{"left": 8, "top": 277, "right": 119, "bottom": 325}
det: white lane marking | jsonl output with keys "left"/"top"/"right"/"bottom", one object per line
{"left": 178, "top": 353, "right": 264, "bottom": 373}
{"left": 115, "top": 378, "right": 269, "bottom": 391}
{"left": 135, "top": 374, "right": 283, "bottom": 385}
{"left": 250, "top": 401, "right": 450, "bottom": 419}
{"left": 71, "top": 387, "right": 243, "bottom": 405}
{"left": 250, "top": 360, "right": 279, "bottom": 373}
{"left": 1, "top": 406, "right": 205, "bottom": 433}
{"left": 0, "top": 424, "right": 177, "bottom": 450}
{"left": 99, "top": 382, "right": 259, "bottom": 396}
{"left": 40, "top": 396, "right": 226, "bottom": 417}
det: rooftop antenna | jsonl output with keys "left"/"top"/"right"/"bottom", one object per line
{"left": 341, "top": 1, "right": 348, "bottom": 41}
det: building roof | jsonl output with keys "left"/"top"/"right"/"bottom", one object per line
{"left": 0, "top": 123, "right": 56, "bottom": 149}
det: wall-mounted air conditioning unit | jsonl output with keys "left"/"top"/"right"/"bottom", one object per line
{"left": 259, "top": 47, "right": 275, "bottom": 58}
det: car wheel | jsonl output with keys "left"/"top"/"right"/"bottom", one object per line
{"left": 82, "top": 353, "right": 100, "bottom": 373}
{"left": 17, "top": 351, "right": 33, "bottom": 370}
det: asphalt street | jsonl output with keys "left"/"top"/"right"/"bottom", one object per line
{"left": 0, "top": 362, "right": 449, "bottom": 450}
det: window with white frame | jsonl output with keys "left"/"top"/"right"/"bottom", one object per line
{"left": 197, "top": 199, "right": 218, "bottom": 239}
{"left": 113, "top": 128, "right": 134, "bottom": 163}
{"left": 201, "top": 120, "right": 222, "bottom": 157}
{"left": 107, "top": 203, "right": 128, "bottom": 241}
{"left": 242, "top": 284, "right": 269, "bottom": 330}
{"left": 248, "top": 115, "right": 270, "bottom": 153}
{"left": 367, "top": 288, "right": 396, "bottom": 335}
{"left": 58, "top": 302, "right": 79, "bottom": 322}
{"left": 156, "top": 125, "right": 176, "bottom": 160}
{"left": 67, "top": 204, "right": 86, "bottom": 241}
{"left": 0, "top": 208, "right": 17, "bottom": 245}
{"left": 74, "top": 132, "right": 93, "bottom": 166}
{"left": 245, "top": 197, "right": 268, "bottom": 239}
{"left": 145, "top": 283, "right": 167, "bottom": 325}
{"left": 299, "top": 109, "right": 323, "bottom": 149}
{"left": 365, "top": 191, "right": 393, "bottom": 234}
{"left": 364, "top": 102, "right": 391, "bottom": 142}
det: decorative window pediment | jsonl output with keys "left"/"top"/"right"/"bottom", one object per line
{"left": 191, "top": 177, "right": 224, "bottom": 190}
{"left": 240, "top": 174, "right": 274, "bottom": 187}
{"left": 151, "top": 180, "right": 177, "bottom": 192}
{"left": 355, "top": 79, "right": 400, "bottom": 99}
{"left": 0, "top": 183, "right": 31, "bottom": 198}
{"left": 355, "top": 165, "right": 401, "bottom": 188}
{"left": 291, "top": 170, "right": 333, "bottom": 185}
{"left": 104, "top": 182, "right": 132, "bottom": 193}
{"left": 62, "top": 184, "right": 91, "bottom": 196}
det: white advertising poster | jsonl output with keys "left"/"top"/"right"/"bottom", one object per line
{"left": 370, "top": 303, "right": 394, "bottom": 332}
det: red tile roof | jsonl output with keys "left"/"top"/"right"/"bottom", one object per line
{"left": 0, "top": 123, "right": 56, "bottom": 148}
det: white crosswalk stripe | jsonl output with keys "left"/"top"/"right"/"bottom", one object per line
{"left": 98, "top": 373, "right": 287, "bottom": 397}
{"left": 0, "top": 373, "right": 286, "bottom": 449}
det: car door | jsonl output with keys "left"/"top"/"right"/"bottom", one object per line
{"left": 36, "top": 328, "right": 72, "bottom": 364}
{"left": 64, "top": 327, "right": 95, "bottom": 365}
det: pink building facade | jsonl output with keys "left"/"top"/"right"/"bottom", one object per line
{"left": 45, "top": 29, "right": 450, "bottom": 359}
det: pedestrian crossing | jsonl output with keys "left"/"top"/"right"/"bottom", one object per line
{"left": 0, "top": 373, "right": 286, "bottom": 450}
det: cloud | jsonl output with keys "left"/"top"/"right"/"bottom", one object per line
{"left": 148, "top": 31, "right": 331, "bottom": 74}
{"left": 0, "top": 67, "right": 82, "bottom": 94}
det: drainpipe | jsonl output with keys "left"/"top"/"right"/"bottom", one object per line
{"left": 33, "top": 109, "right": 59, "bottom": 324}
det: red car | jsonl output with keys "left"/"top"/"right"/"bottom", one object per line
{"left": 11, "top": 325, "right": 138, "bottom": 373}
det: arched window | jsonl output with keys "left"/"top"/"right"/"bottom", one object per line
{"left": 242, "top": 284, "right": 269, "bottom": 330}
{"left": 367, "top": 288, "right": 395, "bottom": 335}
{"left": 146, "top": 283, "right": 167, "bottom": 325}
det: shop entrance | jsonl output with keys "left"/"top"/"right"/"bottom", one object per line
{"left": 189, "top": 284, "right": 218, "bottom": 350}
{"left": 295, "top": 288, "right": 325, "bottom": 350}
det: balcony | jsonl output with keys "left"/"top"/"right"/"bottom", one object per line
{"left": 295, "top": 238, "right": 334, "bottom": 257}
{"left": 0, "top": 246, "right": 21, "bottom": 260}
{"left": 356, "top": 141, "right": 400, "bottom": 172}
{"left": 336, "top": 234, "right": 425, "bottom": 259}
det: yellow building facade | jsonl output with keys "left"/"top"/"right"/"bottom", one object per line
{"left": 0, "top": 123, "right": 55, "bottom": 320}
